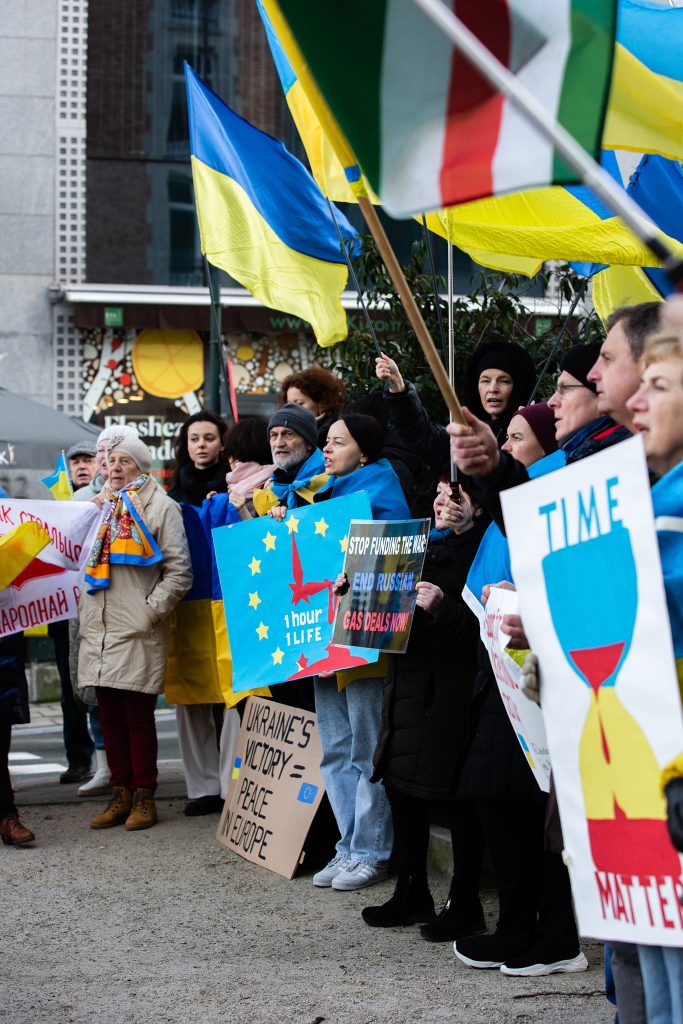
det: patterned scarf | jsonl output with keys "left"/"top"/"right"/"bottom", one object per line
{"left": 252, "top": 449, "right": 329, "bottom": 516}
{"left": 84, "top": 474, "right": 163, "bottom": 593}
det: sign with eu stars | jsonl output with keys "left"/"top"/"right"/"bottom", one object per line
{"left": 212, "top": 493, "right": 379, "bottom": 692}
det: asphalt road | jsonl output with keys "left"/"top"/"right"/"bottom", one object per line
{"left": 11, "top": 713, "right": 181, "bottom": 780}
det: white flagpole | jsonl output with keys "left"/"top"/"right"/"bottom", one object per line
{"left": 412, "top": 0, "right": 682, "bottom": 283}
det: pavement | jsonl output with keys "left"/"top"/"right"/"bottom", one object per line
{"left": 4, "top": 708, "right": 615, "bottom": 1024}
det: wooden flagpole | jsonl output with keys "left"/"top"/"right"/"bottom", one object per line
{"left": 357, "top": 195, "right": 466, "bottom": 424}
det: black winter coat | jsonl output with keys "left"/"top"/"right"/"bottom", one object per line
{"left": 372, "top": 521, "right": 485, "bottom": 801}
{"left": 168, "top": 459, "right": 230, "bottom": 507}
{"left": 0, "top": 633, "right": 29, "bottom": 726}
{"left": 456, "top": 643, "right": 546, "bottom": 804}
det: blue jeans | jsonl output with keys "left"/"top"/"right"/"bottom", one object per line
{"left": 314, "top": 676, "right": 393, "bottom": 867}
{"left": 638, "top": 945, "right": 683, "bottom": 1024}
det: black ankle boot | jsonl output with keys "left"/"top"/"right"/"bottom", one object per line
{"left": 419, "top": 893, "right": 486, "bottom": 942}
{"left": 362, "top": 874, "right": 435, "bottom": 928}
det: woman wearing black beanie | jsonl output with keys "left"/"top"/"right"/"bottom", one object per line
{"left": 463, "top": 340, "right": 536, "bottom": 445}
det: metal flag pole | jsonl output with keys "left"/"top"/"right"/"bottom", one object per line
{"left": 412, "top": 0, "right": 683, "bottom": 287}
{"left": 325, "top": 197, "right": 383, "bottom": 357}
{"left": 420, "top": 215, "right": 448, "bottom": 363}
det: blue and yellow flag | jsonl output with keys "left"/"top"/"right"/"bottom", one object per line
{"left": 184, "top": 63, "right": 360, "bottom": 348}
{"left": 604, "top": 0, "right": 683, "bottom": 162}
{"left": 41, "top": 451, "right": 72, "bottom": 502}
{"left": 566, "top": 153, "right": 683, "bottom": 321}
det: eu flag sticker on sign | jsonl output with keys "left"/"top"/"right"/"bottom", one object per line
{"left": 297, "top": 783, "right": 318, "bottom": 805}
{"left": 212, "top": 492, "right": 380, "bottom": 692}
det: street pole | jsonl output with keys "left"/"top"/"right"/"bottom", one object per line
{"left": 204, "top": 256, "right": 222, "bottom": 416}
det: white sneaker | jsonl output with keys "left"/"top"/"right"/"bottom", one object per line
{"left": 331, "top": 861, "right": 388, "bottom": 891}
{"left": 312, "top": 855, "right": 351, "bottom": 887}
{"left": 78, "top": 750, "right": 111, "bottom": 797}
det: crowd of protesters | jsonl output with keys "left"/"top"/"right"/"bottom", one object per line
{"left": 2, "top": 297, "right": 683, "bottom": 1023}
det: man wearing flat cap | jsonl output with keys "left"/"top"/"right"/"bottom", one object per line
{"left": 66, "top": 441, "right": 97, "bottom": 491}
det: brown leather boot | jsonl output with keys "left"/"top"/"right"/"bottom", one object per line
{"left": 90, "top": 786, "right": 132, "bottom": 829}
{"left": 0, "top": 814, "right": 36, "bottom": 846}
{"left": 125, "top": 788, "right": 158, "bottom": 831}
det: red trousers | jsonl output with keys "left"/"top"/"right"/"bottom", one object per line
{"left": 96, "top": 687, "right": 158, "bottom": 791}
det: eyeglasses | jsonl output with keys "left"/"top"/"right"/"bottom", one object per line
{"left": 554, "top": 382, "right": 587, "bottom": 397}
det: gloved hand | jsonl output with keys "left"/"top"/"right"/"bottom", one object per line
{"left": 665, "top": 777, "right": 683, "bottom": 852}
{"left": 521, "top": 651, "right": 541, "bottom": 706}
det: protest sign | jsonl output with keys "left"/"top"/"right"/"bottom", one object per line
{"left": 0, "top": 499, "right": 101, "bottom": 637}
{"left": 216, "top": 696, "right": 325, "bottom": 879}
{"left": 481, "top": 587, "right": 551, "bottom": 792}
{"left": 332, "top": 518, "right": 430, "bottom": 652}
{"left": 503, "top": 436, "right": 683, "bottom": 945}
{"left": 212, "top": 493, "right": 379, "bottom": 692}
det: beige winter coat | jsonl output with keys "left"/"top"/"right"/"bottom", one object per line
{"left": 78, "top": 476, "right": 192, "bottom": 695}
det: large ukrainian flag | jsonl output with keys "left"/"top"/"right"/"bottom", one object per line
{"left": 184, "top": 63, "right": 359, "bottom": 348}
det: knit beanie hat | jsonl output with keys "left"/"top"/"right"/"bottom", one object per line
{"left": 97, "top": 423, "right": 140, "bottom": 446}
{"left": 106, "top": 433, "right": 153, "bottom": 474}
{"left": 267, "top": 403, "right": 318, "bottom": 451}
{"left": 339, "top": 413, "right": 385, "bottom": 464}
{"left": 515, "top": 403, "right": 558, "bottom": 456}
{"left": 559, "top": 342, "right": 601, "bottom": 392}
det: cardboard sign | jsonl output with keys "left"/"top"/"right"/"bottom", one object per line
{"left": 332, "top": 518, "right": 430, "bottom": 652}
{"left": 503, "top": 436, "right": 683, "bottom": 946}
{"left": 0, "top": 499, "right": 101, "bottom": 636}
{"left": 212, "top": 493, "right": 379, "bottom": 692}
{"left": 482, "top": 587, "right": 551, "bottom": 792}
{"left": 216, "top": 697, "right": 325, "bottom": 879}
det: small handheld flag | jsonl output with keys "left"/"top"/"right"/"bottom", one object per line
{"left": 41, "top": 451, "right": 73, "bottom": 501}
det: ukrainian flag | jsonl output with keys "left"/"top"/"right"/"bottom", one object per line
{"left": 41, "top": 451, "right": 72, "bottom": 501}
{"left": 257, "top": 0, "right": 377, "bottom": 205}
{"left": 604, "top": 0, "right": 683, "bottom": 162}
{"left": 577, "top": 154, "right": 683, "bottom": 321}
{"left": 184, "top": 63, "right": 359, "bottom": 348}
{"left": 165, "top": 502, "right": 270, "bottom": 709}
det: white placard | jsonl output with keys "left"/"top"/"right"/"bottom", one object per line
{"left": 502, "top": 436, "right": 683, "bottom": 946}
{"left": 482, "top": 586, "right": 551, "bottom": 792}
{"left": 0, "top": 499, "right": 101, "bottom": 635}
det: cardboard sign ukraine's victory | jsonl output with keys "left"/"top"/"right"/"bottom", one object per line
{"left": 212, "top": 493, "right": 379, "bottom": 692}
{"left": 503, "top": 436, "right": 683, "bottom": 946}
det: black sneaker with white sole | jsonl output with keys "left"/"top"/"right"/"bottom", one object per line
{"left": 500, "top": 949, "right": 588, "bottom": 976}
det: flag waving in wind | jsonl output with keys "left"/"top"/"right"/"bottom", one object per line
{"left": 276, "top": 0, "right": 617, "bottom": 217}
{"left": 41, "top": 451, "right": 72, "bottom": 501}
{"left": 185, "top": 63, "right": 360, "bottom": 347}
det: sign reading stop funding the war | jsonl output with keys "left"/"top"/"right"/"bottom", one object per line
{"left": 332, "top": 518, "right": 430, "bottom": 653}
{"left": 216, "top": 697, "right": 325, "bottom": 879}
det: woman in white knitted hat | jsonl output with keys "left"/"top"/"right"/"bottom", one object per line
{"left": 78, "top": 434, "right": 192, "bottom": 831}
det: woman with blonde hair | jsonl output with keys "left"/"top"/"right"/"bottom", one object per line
{"left": 626, "top": 327, "right": 683, "bottom": 1024}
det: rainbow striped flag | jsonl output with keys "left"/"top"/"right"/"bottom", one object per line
{"left": 276, "top": 0, "right": 617, "bottom": 217}
{"left": 41, "top": 451, "right": 72, "bottom": 502}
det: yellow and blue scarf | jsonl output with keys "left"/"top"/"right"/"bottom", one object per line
{"left": 85, "top": 474, "right": 162, "bottom": 592}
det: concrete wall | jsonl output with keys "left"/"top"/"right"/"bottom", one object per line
{"left": 0, "top": 1, "right": 57, "bottom": 405}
